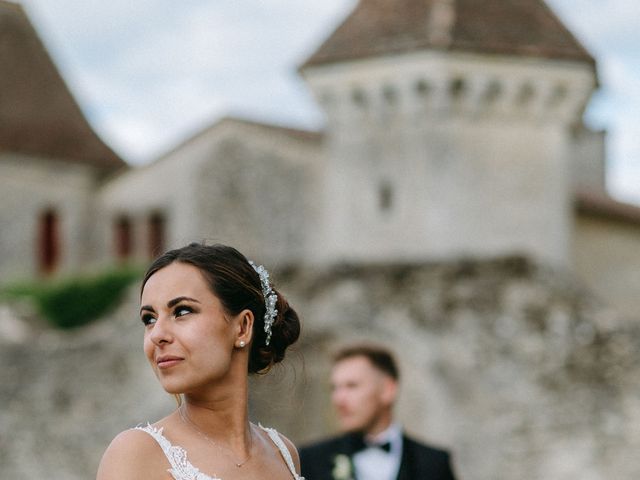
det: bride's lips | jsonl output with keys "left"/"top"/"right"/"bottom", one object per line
{"left": 156, "top": 355, "right": 184, "bottom": 369}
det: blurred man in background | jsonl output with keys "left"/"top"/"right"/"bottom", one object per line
{"left": 300, "top": 343, "right": 456, "bottom": 480}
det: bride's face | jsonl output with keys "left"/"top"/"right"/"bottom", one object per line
{"left": 140, "top": 262, "right": 241, "bottom": 395}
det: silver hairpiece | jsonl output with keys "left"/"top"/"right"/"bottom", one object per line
{"left": 249, "top": 261, "right": 277, "bottom": 346}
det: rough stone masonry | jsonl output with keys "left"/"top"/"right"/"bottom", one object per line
{"left": 2, "top": 256, "right": 640, "bottom": 479}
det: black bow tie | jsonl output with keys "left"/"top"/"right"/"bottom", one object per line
{"left": 369, "top": 441, "right": 392, "bottom": 453}
{"left": 350, "top": 434, "right": 392, "bottom": 454}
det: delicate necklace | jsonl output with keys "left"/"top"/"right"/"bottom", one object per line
{"left": 178, "top": 405, "right": 253, "bottom": 468}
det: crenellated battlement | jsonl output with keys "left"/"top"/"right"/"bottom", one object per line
{"left": 306, "top": 52, "right": 595, "bottom": 127}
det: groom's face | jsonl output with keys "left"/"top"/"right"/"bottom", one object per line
{"left": 330, "top": 355, "right": 397, "bottom": 434}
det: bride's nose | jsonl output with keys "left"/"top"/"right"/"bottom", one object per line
{"left": 149, "top": 315, "right": 174, "bottom": 345}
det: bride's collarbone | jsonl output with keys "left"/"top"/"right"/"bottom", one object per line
{"left": 190, "top": 440, "right": 291, "bottom": 478}
{"left": 215, "top": 458, "right": 296, "bottom": 480}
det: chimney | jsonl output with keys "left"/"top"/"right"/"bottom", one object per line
{"left": 428, "top": 0, "right": 455, "bottom": 47}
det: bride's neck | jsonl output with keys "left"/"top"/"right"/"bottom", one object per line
{"left": 181, "top": 385, "right": 250, "bottom": 441}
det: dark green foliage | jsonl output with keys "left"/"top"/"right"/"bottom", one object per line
{"left": 0, "top": 266, "right": 142, "bottom": 329}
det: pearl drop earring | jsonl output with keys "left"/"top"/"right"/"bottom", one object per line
{"left": 239, "top": 341, "right": 246, "bottom": 348}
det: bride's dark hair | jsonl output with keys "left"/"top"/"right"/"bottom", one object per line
{"left": 141, "top": 242, "right": 300, "bottom": 374}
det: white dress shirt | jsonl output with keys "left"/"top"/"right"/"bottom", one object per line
{"left": 353, "top": 423, "right": 403, "bottom": 480}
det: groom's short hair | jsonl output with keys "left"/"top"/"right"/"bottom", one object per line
{"left": 333, "top": 343, "right": 399, "bottom": 381}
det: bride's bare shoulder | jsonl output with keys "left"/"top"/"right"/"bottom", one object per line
{"left": 96, "top": 427, "right": 167, "bottom": 480}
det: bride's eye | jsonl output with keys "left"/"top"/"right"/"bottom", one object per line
{"left": 174, "top": 306, "right": 193, "bottom": 318}
{"left": 141, "top": 313, "right": 156, "bottom": 326}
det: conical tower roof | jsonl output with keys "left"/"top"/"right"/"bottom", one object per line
{"left": 0, "top": 1, "right": 124, "bottom": 169}
{"left": 301, "top": 0, "right": 595, "bottom": 69}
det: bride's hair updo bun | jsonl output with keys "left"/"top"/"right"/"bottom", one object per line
{"left": 249, "top": 288, "right": 300, "bottom": 373}
{"left": 141, "top": 242, "right": 300, "bottom": 374}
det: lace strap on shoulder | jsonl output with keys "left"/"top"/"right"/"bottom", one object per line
{"left": 135, "top": 424, "right": 174, "bottom": 459}
{"left": 259, "top": 424, "right": 305, "bottom": 480}
{"left": 134, "top": 424, "right": 220, "bottom": 480}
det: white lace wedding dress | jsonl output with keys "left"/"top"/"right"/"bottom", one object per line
{"left": 136, "top": 424, "right": 304, "bottom": 480}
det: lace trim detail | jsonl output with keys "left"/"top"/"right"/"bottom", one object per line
{"left": 135, "top": 424, "right": 221, "bottom": 480}
{"left": 134, "top": 423, "right": 304, "bottom": 480}
{"left": 258, "top": 424, "right": 305, "bottom": 480}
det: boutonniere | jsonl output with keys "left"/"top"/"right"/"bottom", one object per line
{"left": 332, "top": 453, "right": 354, "bottom": 480}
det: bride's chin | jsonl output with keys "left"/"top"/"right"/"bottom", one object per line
{"left": 162, "top": 386, "right": 183, "bottom": 395}
{"left": 160, "top": 377, "right": 207, "bottom": 396}
{"left": 157, "top": 370, "right": 231, "bottom": 395}
{"left": 157, "top": 379, "right": 189, "bottom": 395}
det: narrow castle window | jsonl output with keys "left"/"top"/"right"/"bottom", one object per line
{"left": 483, "top": 80, "right": 502, "bottom": 104}
{"left": 320, "top": 90, "right": 334, "bottom": 107}
{"left": 38, "top": 208, "right": 60, "bottom": 274}
{"left": 548, "top": 83, "right": 568, "bottom": 106}
{"left": 449, "top": 77, "right": 466, "bottom": 98}
{"left": 114, "top": 215, "right": 133, "bottom": 261}
{"left": 415, "top": 79, "right": 431, "bottom": 96}
{"left": 516, "top": 83, "right": 535, "bottom": 105}
{"left": 351, "top": 88, "right": 367, "bottom": 108}
{"left": 382, "top": 85, "right": 397, "bottom": 105}
{"left": 379, "top": 181, "right": 394, "bottom": 212}
{"left": 148, "top": 212, "right": 166, "bottom": 259}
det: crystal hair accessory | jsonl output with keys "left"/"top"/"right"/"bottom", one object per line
{"left": 249, "top": 261, "right": 277, "bottom": 346}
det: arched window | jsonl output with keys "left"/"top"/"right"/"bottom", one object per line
{"left": 38, "top": 208, "right": 60, "bottom": 274}
{"left": 114, "top": 215, "right": 133, "bottom": 260}
{"left": 148, "top": 212, "right": 166, "bottom": 258}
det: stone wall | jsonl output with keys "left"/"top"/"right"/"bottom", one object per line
{"left": 98, "top": 118, "right": 323, "bottom": 268}
{"left": 193, "top": 127, "right": 322, "bottom": 267}
{"left": 0, "top": 153, "right": 101, "bottom": 280}
{"left": 0, "top": 288, "right": 174, "bottom": 480}
{"left": 2, "top": 256, "right": 640, "bottom": 479}
{"left": 573, "top": 214, "right": 640, "bottom": 321}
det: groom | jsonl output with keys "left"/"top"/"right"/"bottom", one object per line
{"left": 299, "top": 343, "right": 456, "bottom": 480}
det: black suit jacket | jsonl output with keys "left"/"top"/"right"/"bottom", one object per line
{"left": 299, "top": 432, "right": 456, "bottom": 480}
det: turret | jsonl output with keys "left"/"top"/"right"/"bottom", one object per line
{"left": 300, "top": 0, "right": 598, "bottom": 266}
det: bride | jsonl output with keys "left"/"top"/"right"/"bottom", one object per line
{"left": 97, "top": 243, "right": 304, "bottom": 480}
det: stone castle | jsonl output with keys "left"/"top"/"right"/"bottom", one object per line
{"left": 1, "top": 0, "right": 640, "bottom": 316}
{"left": 3, "top": 1, "right": 640, "bottom": 479}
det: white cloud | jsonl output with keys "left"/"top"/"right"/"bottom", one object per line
{"left": 22, "top": 0, "right": 354, "bottom": 163}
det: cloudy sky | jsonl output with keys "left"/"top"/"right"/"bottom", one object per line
{"left": 20, "top": 0, "right": 640, "bottom": 204}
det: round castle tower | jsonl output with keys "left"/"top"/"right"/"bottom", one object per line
{"left": 300, "top": 0, "right": 598, "bottom": 267}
